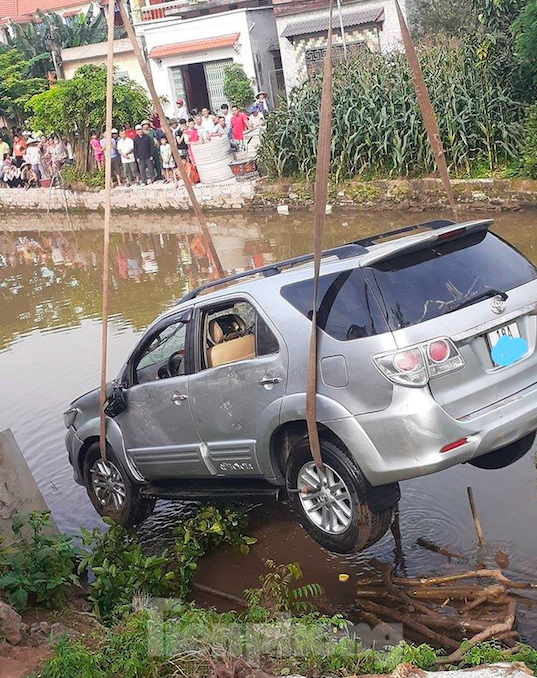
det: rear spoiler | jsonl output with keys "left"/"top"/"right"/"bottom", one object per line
{"left": 358, "top": 219, "right": 493, "bottom": 267}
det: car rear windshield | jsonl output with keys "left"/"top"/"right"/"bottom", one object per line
{"left": 368, "top": 230, "right": 537, "bottom": 330}
{"left": 281, "top": 267, "right": 389, "bottom": 341}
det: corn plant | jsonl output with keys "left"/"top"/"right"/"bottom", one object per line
{"left": 261, "top": 36, "right": 525, "bottom": 181}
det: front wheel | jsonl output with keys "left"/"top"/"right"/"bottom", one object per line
{"left": 286, "top": 438, "right": 396, "bottom": 554}
{"left": 469, "top": 431, "right": 536, "bottom": 470}
{"left": 83, "top": 443, "right": 155, "bottom": 528}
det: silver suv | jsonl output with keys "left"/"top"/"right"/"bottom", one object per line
{"left": 64, "top": 219, "right": 537, "bottom": 553}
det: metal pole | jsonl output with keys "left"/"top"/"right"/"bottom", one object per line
{"left": 98, "top": 0, "right": 116, "bottom": 462}
{"left": 306, "top": 0, "right": 335, "bottom": 472}
{"left": 116, "top": 0, "right": 225, "bottom": 278}
{"left": 336, "top": 0, "right": 347, "bottom": 60}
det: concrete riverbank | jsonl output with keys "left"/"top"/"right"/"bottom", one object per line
{"left": 0, "top": 177, "right": 536, "bottom": 213}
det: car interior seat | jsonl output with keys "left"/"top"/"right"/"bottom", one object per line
{"left": 207, "top": 314, "right": 256, "bottom": 368}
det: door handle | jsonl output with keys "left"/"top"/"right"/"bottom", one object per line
{"left": 171, "top": 392, "right": 188, "bottom": 403}
{"left": 259, "top": 376, "right": 282, "bottom": 386}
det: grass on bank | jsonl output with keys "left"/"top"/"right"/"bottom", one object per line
{"left": 1, "top": 511, "right": 536, "bottom": 678}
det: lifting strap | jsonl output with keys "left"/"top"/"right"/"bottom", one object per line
{"left": 306, "top": 0, "right": 335, "bottom": 472}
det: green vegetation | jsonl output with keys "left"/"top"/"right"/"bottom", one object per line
{"left": 0, "top": 511, "right": 79, "bottom": 610}
{"left": 523, "top": 104, "right": 537, "bottom": 178}
{"left": 7, "top": 4, "right": 108, "bottom": 78}
{"left": 516, "top": 0, "right": 537, "bottom": 89}
{"left": 0, "top": 46, "right": 48, "bottom": 124}
{"left": 60, "top": 166, "right": 106, "bottom": 189}
{"left": 223, "top": 62, "right": 255, "bottom": 111}
{"left": 79, "top": 506, "right": 255, "bottom": 623}
{"left": 27, "top": 64, "right": 150, "bottom": 171}
{"left": 261, "top": 38, "right": 524, "bottom": 181}
{"left": 245, "top": 560, "right": 324, "bottom": 615}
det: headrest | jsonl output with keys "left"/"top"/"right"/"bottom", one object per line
{"left": 209, "top": 314, "right": 247, "bottom": 344}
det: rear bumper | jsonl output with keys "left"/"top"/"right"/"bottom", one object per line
{"left": 65, "top": 427, "right": 85, "bottom": 485}
{"left": 326, "top": 381, "right": 537, "bottom": 486}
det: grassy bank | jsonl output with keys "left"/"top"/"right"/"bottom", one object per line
{"left": 1, "top": 511, "right": 536, "bottom": 678}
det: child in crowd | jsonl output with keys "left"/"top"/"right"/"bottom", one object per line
{"left": 160, "top": 137, "right": 177, "bottom": 187}
{"left": 90, "top": 131, "right": 104, "bottom": 170}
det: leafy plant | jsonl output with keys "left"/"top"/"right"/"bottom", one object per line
{"left": 523, "top": 104, "right": 537, "bottom": 178}
{"left": 0, "top": 511, "right": 79, "bottom": 610}
{"left": 61, "top": 166, "right": 105, "bottom": 189}
{"left": 79, "top": 520, "right": 177, "bottom": 623}
{"left": 245, "top": 559, "right": 323, "bottom": 615}
{"left": 223, "top": 63, "right": 255, "bottom": 111}
{"left": 0, "top": 46, "right": 48, "bottom": 124}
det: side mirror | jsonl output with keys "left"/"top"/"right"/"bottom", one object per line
{"left": 104, "top": 384, "right": 127, "bottom": 417}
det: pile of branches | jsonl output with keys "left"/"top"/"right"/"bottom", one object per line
{"left": 356, "top": 559, "right": 537, "bottom": 664}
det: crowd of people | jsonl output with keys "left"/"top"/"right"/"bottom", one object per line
{"left": 0, "top": 91, "right": 271, "bottom": 190}
{"left": 0, "top": 127, "right": 73, "bottom": 189}
{"left": 91, "top": 92, "right": 271, "bottom": 188}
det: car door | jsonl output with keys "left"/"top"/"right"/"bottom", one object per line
{"left": 116, "top": 311, "right": 208, "bottom": 479}
{"left": 188, "top": 297, "right": 287, "bottom": 477}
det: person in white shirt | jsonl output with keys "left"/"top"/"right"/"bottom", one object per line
{"left": 199, "top": 108, "right": 216, "bottom": 139}
{"left": 221, "top": 103, "right": 232, "bottom": 126}
{"left": 176, "top": 98, "right": 188, "bottom": 122}
{"left": 117, "top": 129, "right": 138, "bottom": 186}
{"left": 23, "top": 138, "right": 42, "bottom": 185}
{"left": 248, "top": 106, "right": 265, "bottom": 130}
{"left": 210, "top": 116, "right": 231, "bottom": 142}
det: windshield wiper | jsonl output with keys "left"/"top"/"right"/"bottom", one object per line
{"left": 450, "top": 289, "right": 508, "bottom": 312}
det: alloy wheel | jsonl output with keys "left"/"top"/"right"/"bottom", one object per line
{"left": 297, "top": 462, "right": 353, "bottom": 534}
{"left": 90, "top": 458, "right": 127, "bottom": 511}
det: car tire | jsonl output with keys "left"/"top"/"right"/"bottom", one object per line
{"left": 468, "top": 431, "right": 536, "bottom": 470}
{"left": 83, "top": 443, "right": 155, "bottom": 528}
{"left": 286, "top": 437, "right": 395, "bottom": 554}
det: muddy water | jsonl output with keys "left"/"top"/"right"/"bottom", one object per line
{"left": 1, "top": 207, "right": 537, "bottom": 640}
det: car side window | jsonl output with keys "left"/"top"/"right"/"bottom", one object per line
{"left": 135, "top": 320, "right": 187, "bottom": 384}
{"left": 201, "top": 300, "right": 279, "bottom": 370}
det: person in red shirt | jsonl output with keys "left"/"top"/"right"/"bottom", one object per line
{"left": 230, "top": 106, "right": 249, "bottom": 142}
{"left": 12, "top": 135, "right": 26, "bottom": 167}
{"left": 125, "top": 123, "right": 136, "bottom": 140}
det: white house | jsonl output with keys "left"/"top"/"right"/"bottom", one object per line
{"left": 274, "top": 0, "right": 407, "bottom": 94}
{"left": 133, "top": 0, "right": 281, "bottom": 116}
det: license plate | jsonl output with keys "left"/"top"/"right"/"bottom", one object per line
{"left": 487, "top": 322, "right": 523, "bottom": 366}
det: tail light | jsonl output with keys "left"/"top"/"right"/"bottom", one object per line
{"left": 373, "top": 338, "right": 464, "bottom": 387}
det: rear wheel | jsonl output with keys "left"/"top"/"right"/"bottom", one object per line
{"left": 286, "top": 438, "right": 396, "bottom": 554}
{"left": 469, "top": 431, "right": 536, "bottom": 470}
{"left": 83, "top": 443, "right": 155, "bottom": 527}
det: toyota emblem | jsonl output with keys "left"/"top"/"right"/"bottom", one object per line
{"left": 490, "top": 296, "right": 507, "bottom": 314}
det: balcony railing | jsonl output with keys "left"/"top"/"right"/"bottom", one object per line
{"left": 139, "top": 0, "right": 188, "bottom": 22}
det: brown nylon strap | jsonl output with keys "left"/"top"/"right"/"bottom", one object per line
{"left": 117, "top": 0, "right": 225, "bottom": 278}
{"left": 306, "top": 0, "right": 335, "bottom": 472}
{"left": 395, "top": 0, "right": 458, "bottom": 221}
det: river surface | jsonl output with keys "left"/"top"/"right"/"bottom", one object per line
{"left": 1, "top": 207, "right": 537, "bottom": 640}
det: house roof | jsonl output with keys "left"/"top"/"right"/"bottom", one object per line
{"left": 148, "top": 32, "right": 240, "bottom": 59}
{"left": 0, "top": 0, "right": 88, "bottom": 23}
{"left": 280, "top": 6, "right": 384, "bottom": 37}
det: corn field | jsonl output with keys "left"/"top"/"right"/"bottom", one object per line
{"left": 261, "top": 38, "right": 525, "bottom": 181}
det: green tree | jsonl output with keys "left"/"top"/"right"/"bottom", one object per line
{"left": 8, "top": 4, "right": 109, "bottom": 78}
{"left": 515, "top": 0, "right": 537, "bottom": 86}
{"left": 223, "top": 62, "right": 255, "bottom": 111}
{"left": 409, "top": 0, "right": 472, "bottom": 39}
{"left": 0, "top": 46, "right": 48, "bottom": 124}
{"left": 27, "top": 64, "right": 150, "bottom": 170}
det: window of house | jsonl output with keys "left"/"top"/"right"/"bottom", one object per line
{"left": 135, "top": 319, "right": 187, "bottom": 384}
{"left": 201, "top": 300, "right": 279, "bottom": 370}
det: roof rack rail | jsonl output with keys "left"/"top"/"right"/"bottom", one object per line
{"left": 178, "top": 242, "right": 367, "bottom": 303}
{"left": 354, "top": 219, "right": 456, "bottom": 248}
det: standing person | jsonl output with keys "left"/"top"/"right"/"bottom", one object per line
{"left": 125, "top": 123, "right": 136, "bottom": 140}
{"left": 117, "top": 129, "right": 138, "bottom": 186}
{"left": 230, "top": 106, "right": 249, "bottom": 144}
{"left": 248, "top": 106, "right": 265, "bottom": 130}
{"left": 176, "top": 98, "right": 188, "bottom": 121}
{"left": 176, "top": 119, "right": 189, "bottom": 159}
{"left": 142, "top": 119, "right": 161, "bottom": 181}
{"left": 183, "top": 118, "right": 200, "bottom": 165}
{"left": 90, "top": 131, "right": 103, "bottom": 170}
{"left": 39, "top": 134, "right": 52, "bottom": 177}
{"left": 23, "top": 138, "right": 42, "bottom": 186}
{"left": 0, "top": 136, "right": 10, "bottom": 162}
{"left": 160, "top": 137, "right": 177, "bottom": 187}
{"left": 100, "top": 128, "right": 122, "bottom": 186}
{"left": 12, "top": 135, "right": 26, "bottom": 167}
{"left": 211, "top": 116, "right": 231, "bottom": 141}
{"left": 221, "top": 104, "right": 232, "bottom": 126}
{"left": 133, "top": 124, "right": 154, "bottom": 185}
{"left": 51, "top": 136, "right": 68, "bottom": 172}
{"left": 199, "top": 107, "right": 214, "bottom": 139}
{"left": 255, "top": 90, "right": 272, "bottom": 114}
